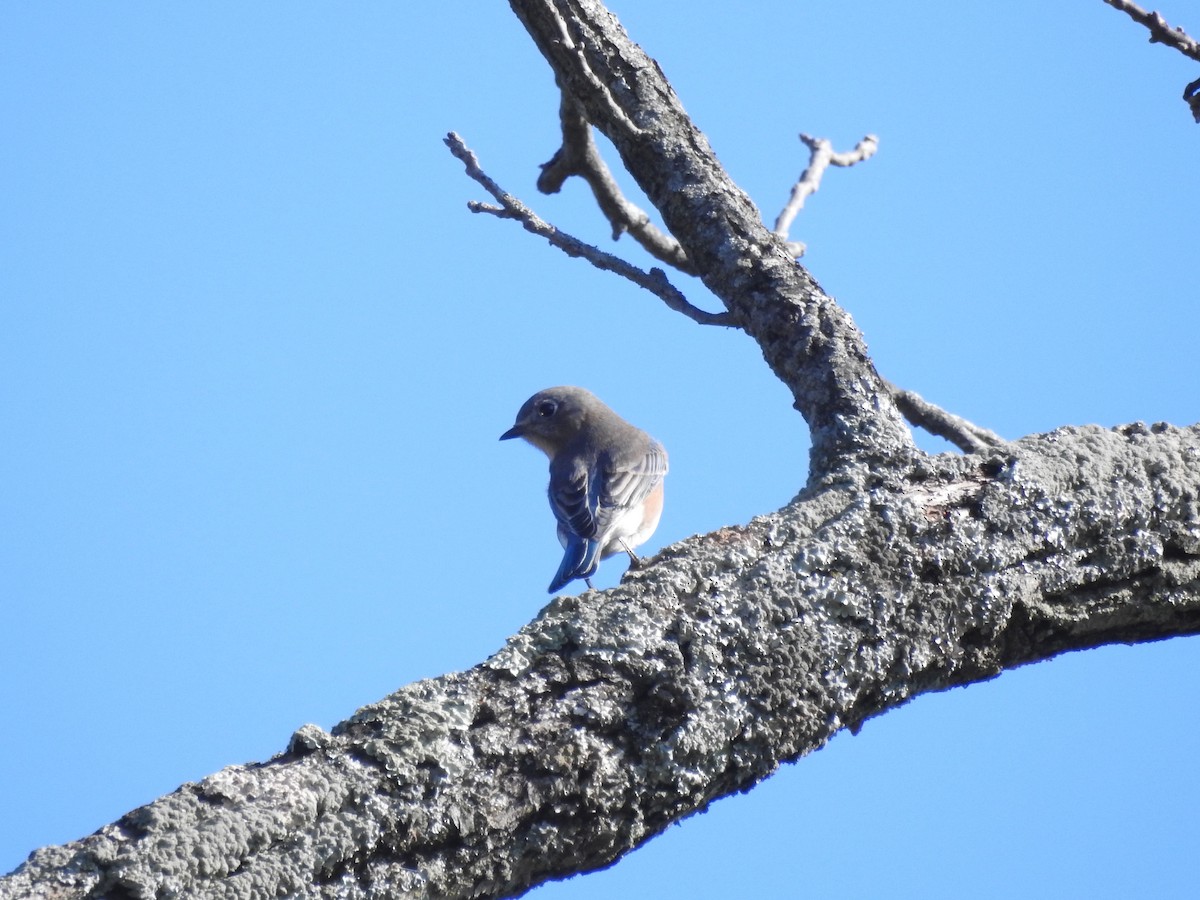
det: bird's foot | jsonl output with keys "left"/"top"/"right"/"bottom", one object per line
{"left": 620, "top": 540, "right": 643, "bottom": 568}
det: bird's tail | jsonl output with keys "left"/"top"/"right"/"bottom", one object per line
{"left": 548, "top": 536, "right": 602, "bottom": 593}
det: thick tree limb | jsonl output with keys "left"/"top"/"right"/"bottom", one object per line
{"left": 1102, "top": 0, "right": 1200, "bottom": 120}
{"left": 5, "top": 423, "right": 1199, "bottom": 899}
{"left": 446, "top": 132, "right": 734, "bottom": 327}
{"left": 773, "top": 133, "right": 879, "bottom": 258}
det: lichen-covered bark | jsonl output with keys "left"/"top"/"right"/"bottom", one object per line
{"left": 5, "top": 2, "right": 1198, "bottom": 898}
{"left": 4, "top": 423, "right": 1199, "bottom": 899}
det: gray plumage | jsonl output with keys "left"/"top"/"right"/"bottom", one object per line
{"left": 500, "top": 386, "right": 667, "bottom": 592}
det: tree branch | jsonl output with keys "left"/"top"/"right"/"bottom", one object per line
{"left": 507, "top": 0, "right": 914, "bottom": 476}
{"left": 1103, "top": 0, "right": 1200, "bottom": 61}
{"left": 886, "top": 381, "right": 1007, "bottom": 453}
{"left": 773, "top": 133, "right": 879, "bottom": 258}
{"left": 538, "top": 93, "right": 697, "bottom": 273}
{"left": 1102, "top": 0, "right": 1200, "bottom": 120}
{"left": 445, "top": 132, "right": 734, "bottom": 327}
{"left": 5, "top": 423, "right": 1199, "bottom": 899}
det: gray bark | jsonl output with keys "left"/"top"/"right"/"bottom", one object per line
{"left": 4, "top": 1, "right": 1198, "bottom": 898}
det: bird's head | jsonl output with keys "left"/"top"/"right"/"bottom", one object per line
{"left": 499, "top": 386, "right": 595, "bottom": 457}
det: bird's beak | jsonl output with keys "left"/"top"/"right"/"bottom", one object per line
{"left": 499, "top": 424, "right": 523, "bottom": 441}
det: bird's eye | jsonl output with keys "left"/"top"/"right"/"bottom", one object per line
{"left": 537, "top": 399, "right": 558, "bottom": 417}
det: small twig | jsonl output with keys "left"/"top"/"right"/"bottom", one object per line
{"left": 772, "top": 134, "right": 878, "bottom": 258}
{"left": 445, "top": 132, "right": 736, "bottom": 328}
{"left": 1102, "top": 0, "right": 1200, "bottom": 120}
{"left": 885, "top": 381, "right": 1006, "bottom": 453}
{"left": 538, "top": 93, "right": 696, "bottom": 274}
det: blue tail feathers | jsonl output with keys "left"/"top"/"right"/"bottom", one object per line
{"left": 548, "top": 535, "right": 602, "bottom": 593}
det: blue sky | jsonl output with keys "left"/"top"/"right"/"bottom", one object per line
{"left": 3, "top": 2, "right": 1198, "bottom": 897}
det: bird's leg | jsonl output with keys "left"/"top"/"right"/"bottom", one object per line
{"left": 619, "top": 539, "right": 643, "bottom": 568}
{"left": 585, "top": 577, "right": 595, "bottom": 590}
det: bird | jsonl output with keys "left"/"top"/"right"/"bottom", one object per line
{"left": 500, "top": 386, "right": 668, "bottom": 593}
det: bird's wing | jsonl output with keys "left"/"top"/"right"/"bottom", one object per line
{"left": 549, "top": 464, "right": 599, "bottom": 540}
{"left": 547, "top": 463, "right": 603, "bottom": 592}
{"left": 591, "top": 439, "right": 668, "bottom": 535}
{"left": 549, "top": 440, "right": 667, "bottom": 539}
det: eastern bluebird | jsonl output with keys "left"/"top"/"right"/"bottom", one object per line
{"left": 500, "top": 386, "right": 668, "bottom": 593}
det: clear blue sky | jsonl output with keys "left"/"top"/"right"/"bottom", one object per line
{"left": 3, "top": 3, "right": 1198, "bottom": 897}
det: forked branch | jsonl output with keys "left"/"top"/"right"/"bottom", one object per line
{"left": 445, "top": 132, "right": 735, "bottom": 327}
{"left": 538, "top": 94, "right": 696, "bottom": 273}
{"left": 773, "top": 133, "right": 879, "bottom": 257}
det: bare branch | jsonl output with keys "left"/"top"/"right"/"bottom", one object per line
{"left": 1103, "top": 0, "right": 1200, "bottom": 61}
{"left": 773, "top": 133, "right": 879, "bottom": 256}
{"left": 885, "top": 381, "right": 1007, "bottom": 453}
{"left": 445, "top": 132, "right": 736, "bottom": 327}
{"left": 1102, "top": 0, "right": 1200, "bottom": 119}
{"left": 538, "top": 93, "right": 696, "bottom": 273}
